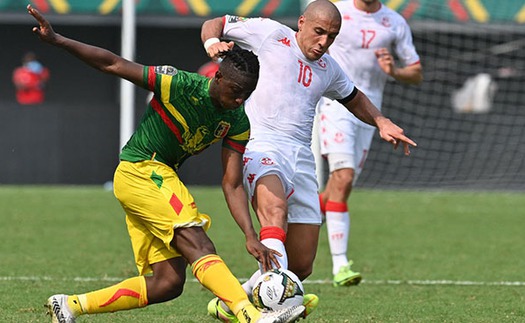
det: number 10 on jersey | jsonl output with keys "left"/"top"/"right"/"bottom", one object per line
{"left": 297, "top": 60, "right": 312, "bottom": 87}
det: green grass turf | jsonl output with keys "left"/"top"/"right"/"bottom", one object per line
{"left": 0, "top": 186, "right": 524, "bottom": 322}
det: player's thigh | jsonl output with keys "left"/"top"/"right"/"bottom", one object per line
{"left": 287, "top": 147, "right": 322, "bottom": 225}
{"left": 253, "top": 174, "right": 288, "bottom": 228}
{"left": 351, "top": 126, "right": 375, "bottom": 181}
{"left": 114, "top": 160, "right": 211, "bottom": 274}
{"left": 243, "top": 148, "right": 294, "bottom": 200}
{"left": 285, "top": 223, "right": 320, "bottom": 279}
{"left": 115, "top": 160, "right": 210, "bottom": 234}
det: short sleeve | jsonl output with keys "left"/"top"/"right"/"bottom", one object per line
{"left": 323, "top": 57, "right": 356, "bottom": 101}
{"left": 223, "top": 15, "right": 282, "bottom": 55}
{"left": 394, "top": 20, "right": 420, "bottom": 66}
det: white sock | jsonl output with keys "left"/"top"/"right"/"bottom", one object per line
{"left": 221, "top": 237, "right": 289, "bottom": 314}
{"left": 261, "top": 238, "right": 288, "bottom": 269}
{"left": 326, "top": 206, "right": 350, "bottom": 275}
{"left": 241, "top": 238, "right": 288, "bottom": 293}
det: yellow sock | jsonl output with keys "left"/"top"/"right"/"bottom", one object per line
{"left": 192, "top": 254, "right": 259, "bottom": 321}
{"left": 75, "top": 276, "right": 148, "bottom": 314}
{"left": 235, "top": 305, "right": 261, "bottom": 323}
{"left": 66, "top": 295, "right": 83, "bottom": 317}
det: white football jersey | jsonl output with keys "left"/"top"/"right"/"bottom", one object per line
{"left": 329, "top": 1, "right": 420, "bottom": 109}
{"left": 222, "top": 15, "right": 356, "bottom": 146}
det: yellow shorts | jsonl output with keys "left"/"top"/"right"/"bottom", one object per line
{"left": 114, "top": 160, "right": 211, "bottom": 275}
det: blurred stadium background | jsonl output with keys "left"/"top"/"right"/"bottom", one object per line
{"left": 1, "top": 0, "right": 524, "bottom": 190}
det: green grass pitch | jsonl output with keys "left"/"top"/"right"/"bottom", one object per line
{"left": 0, "top": 186, "right": 524, "bottom": 322}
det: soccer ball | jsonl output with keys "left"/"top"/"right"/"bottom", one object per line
{"left": 252, "top": 268, "right": 304, "bottom": 311}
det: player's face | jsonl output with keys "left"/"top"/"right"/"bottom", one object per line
{"left": 297, "top": 14, "right": 340, "bottom": 61}
{"left": 215, "top": 77, "right": 256, "bottom": 110}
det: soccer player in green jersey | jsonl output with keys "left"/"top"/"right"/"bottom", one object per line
{"left": 27, "top": 5, "right": 304, "bottom": 323}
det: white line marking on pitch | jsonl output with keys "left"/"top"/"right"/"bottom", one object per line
{"left": 1, "top": 276, "right": 524, "bottom": 286}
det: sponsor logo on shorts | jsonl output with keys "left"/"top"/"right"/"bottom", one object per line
{"left": 334, "top": 132, "right": 344, "bottom": 143}
{"left": 243, "top": 156, "right": 252, "bottom": 166}
{"left": 247, "top": 173, "right": 256, "bottom": 184}
{"left": 260, "top": 157, "right": 274, "bottom": 165}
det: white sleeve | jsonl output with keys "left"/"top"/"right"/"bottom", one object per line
{"left": 222, "top": 15, "right": 282, "bottom": 55}
{"left": 394, "top": 20, "right": 420, "bottom": 66}
{"left": 323, "top": 57, "right": 356, "bottom": 101}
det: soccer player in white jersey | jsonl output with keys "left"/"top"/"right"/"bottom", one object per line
{"left": 317, "top": 0, "right": 423, "bottom": 287}
{"left": 201, "top": 0, "right": 417, "bottom": 320}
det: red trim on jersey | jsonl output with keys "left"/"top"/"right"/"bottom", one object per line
{"left": 407, "top": 60, "right": 421, "bottom": 66}
{"left": 262, "top": 0, "right": 281, "bottom": 17}
{"left": 169, "top": 193, "right": 184, "bottom": 215}
{"left": 326, "top": 200, "right": 348, "bottom": 212}
{"left": 150, "top": 97, "right": 183, "bottom": 143}
{"left": 100, "top": 289, "right": 140, "bottom": 307}
{"left": 224, "top": 138, "right": 246, "bottom": 154}
{"left": 260, "top": 226, "right": 287, "bottom": 242}
{"left": 147, "top": 66, "right": 156, "bottom": 91}
{"left": 169, "top": 0, "right": 190, "bottom": 15}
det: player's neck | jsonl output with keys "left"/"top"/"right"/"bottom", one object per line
{"left": 354, "top": 0, "right": 381, "bottom": 13}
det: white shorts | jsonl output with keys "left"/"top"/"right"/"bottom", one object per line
{"left": 318, "top": 98, "right": 375, "bottom": 180}
{"left": 243, "top": 136, "right": 322, "bottom": 225}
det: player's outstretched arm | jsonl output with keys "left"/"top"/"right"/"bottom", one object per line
{"left": 201, "top": 17, "right": 234, "bottom": 60}
{"left": 344, "top": 90, "right": 417, "bottom": 155}
{"left": 27, "top": 4, "right": 144, "bottom": 88}
{"left": 221, "top": 147, "right": 282, "bottom": 271}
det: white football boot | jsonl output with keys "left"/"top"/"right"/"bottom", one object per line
{"left": 45, "top": 294, "right": 77, "bottom": 323}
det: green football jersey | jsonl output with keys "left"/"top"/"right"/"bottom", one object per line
{"left": 119, "top": 65, "right": 250, "bottom": 170}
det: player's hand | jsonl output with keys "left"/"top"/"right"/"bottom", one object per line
{"left": 375, "top": 48, "right": 396, "bottom": 77}
{"left": 27, "top": 4, "right": 58, "bottom": 45}
{"left": 207, "top": 41, "right": 234, "bottom": 61}
{"left": 376, "top": 117, "right": 417, "bottom": 156}
{"left": 245, "top": 237, "right": 282, "bottom": 272}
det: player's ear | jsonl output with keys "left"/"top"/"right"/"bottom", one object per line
{"left": 214, "top": 70, "right": 223, "bottom": 80}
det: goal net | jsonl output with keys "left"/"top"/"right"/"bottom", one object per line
{"left": 315, "top": 17, "right": 525, "bottom": 191}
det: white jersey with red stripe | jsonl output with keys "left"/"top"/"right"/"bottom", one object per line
{"left": 328, "top": 0, "right": 420, "bottom": 110}
{"left": 222, "top": 15, "right": 355, "bottom": 147}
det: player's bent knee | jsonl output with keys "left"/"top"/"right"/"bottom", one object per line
{"left": 288, "top": 264, "right": 313, "bottom": 281}
{"left": 332, "top": 169, "right": 355, "bottom": 186}
{"left": 147, "top": 276, "right": 185, "bottom": 303}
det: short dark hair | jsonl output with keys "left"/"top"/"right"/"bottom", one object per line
{"left": 220, "top": 48, "right": 259, "bottom": 82}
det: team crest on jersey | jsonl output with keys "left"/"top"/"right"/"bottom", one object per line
{"left": 228, "top": 16, "right": 248, "bottom": 23}
{"left": 154, "top": 65, "right": 178, "bottom": 76}
{"left": 260, "top": 157, "right": 274, "bottom": 165}
{"left": 317, "top": 58, "right": 327, "bottom": 68}
{"left": 381, "top": 17, "right": 391, "bottom": 27}
{"left": 214, "top": 121, "right": 231, "bottom": 138}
